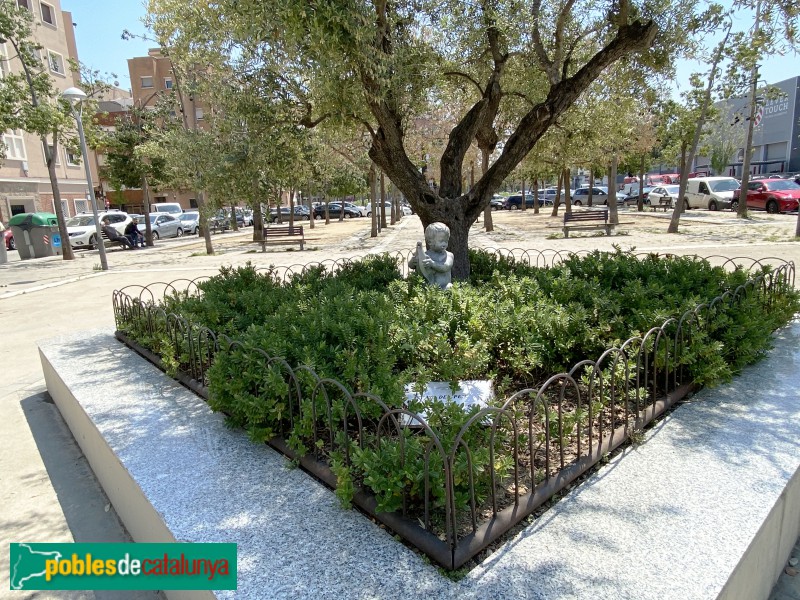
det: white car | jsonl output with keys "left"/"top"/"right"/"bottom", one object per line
{"left": 366, "top": 201, "right": 412, "bottom": 216}
{"left": 649, "top": 185, "right": 681, "bottom": 207}
{"left": 66, "top": 210, "right": 131, "bottom": 249}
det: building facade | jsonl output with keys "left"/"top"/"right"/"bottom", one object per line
{"left": 0, "top": 0, "right": 103, "bottom": 225}
{"left": 724, "top": 76, "right": 800, "bottom": 177}
{"left": 125, "top": 48, "right": 204, "bottom": 212}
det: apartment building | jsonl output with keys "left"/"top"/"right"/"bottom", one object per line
{"left": 125, "top": 48, "right": 205, "bottom": 212}
{"left": 0, "top": 0, "right": 102, "bottom": 225}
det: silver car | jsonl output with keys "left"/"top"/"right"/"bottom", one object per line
{"left": 138, "top": 213, "right": 184, "bottom": 239}
{"left": 178, "top": 211, "right": 201, "bottom": 234}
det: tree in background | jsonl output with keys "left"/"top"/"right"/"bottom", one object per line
{"left": 147, "top": 0, "right": 701, "bottom": 278}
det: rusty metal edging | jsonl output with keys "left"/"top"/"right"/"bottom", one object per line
{"left": 451, "top": 381, "right": 695, "bottom": 569}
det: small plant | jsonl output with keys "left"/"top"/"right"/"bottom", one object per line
{"left": 93, "top": 263, "right": 102, "bottom": 271}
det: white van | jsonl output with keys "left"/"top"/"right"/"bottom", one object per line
{"left": 151, "top": 202, "right": 183, "bottom": 215}
{"left": 684, "top": 177, "right": 739, "bottom": 211}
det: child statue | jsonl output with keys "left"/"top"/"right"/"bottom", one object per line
{"left": 409, "top": 222, "right": 454, "bottom": 289}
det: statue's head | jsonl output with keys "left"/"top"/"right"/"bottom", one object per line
{"left": 424, "top": 222, "right": 450, "bottom": 251}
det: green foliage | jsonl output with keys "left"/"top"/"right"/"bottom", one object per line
{"left": 122, "top": 250, "right": 800, "bottom": 520}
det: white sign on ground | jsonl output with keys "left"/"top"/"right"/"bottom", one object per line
{"left": 402, "top": 380, "right": 493, "bottom": 425}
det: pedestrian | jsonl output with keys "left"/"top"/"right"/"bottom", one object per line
{"left": 101, "top": 217, "right": 135, "bottom": 249}
{"left": 125, "top": 218, "right": 145, "bottom": 247}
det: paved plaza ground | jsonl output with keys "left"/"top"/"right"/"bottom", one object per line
{"left": 1, "top": 206, "right": 799, "bottom": 598}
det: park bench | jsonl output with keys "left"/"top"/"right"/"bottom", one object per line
{"left": 651, "top": 197, "right": 674, "bottom": 212}
{"left": 263, "top": 225, "right": 305, "bottom": 250}
{"left": 562, "top": 210, "right": 614, "bottom": 238}
{"left": 100, "top": 229, "right": 129, "bottom": 250}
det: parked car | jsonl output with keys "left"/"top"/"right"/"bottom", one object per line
{"left": 0, "top": 221, "right": 14, "bottom": 250}
{"left": 137, "top": 213, "right": 184, "bottom": 239}
{"left": 178, "top": 211, "right": 201, "bottom": 234}
{"left": 684, "top": 177, "right": 739, "bottom": 210}
{"left": 620, "top": 184, "right": 653, "bottom": 204}
{"left": 504, "top": 193, "right": 539, "bottom": 209}
{"left": 151, "top": 202, "right": 184, "bottom": 215}
{"left": 538, "top": 187, "right": 574, "bottom": 205}
{"left": 66, "top": 210, "right": 131, "bottom": 249}
{"left": 365, "top": 201, "right": 408, "bottom": 217}
{"left": 732, "top": 178, "right": 800, "bottom": 214}
{"left": 269, "top": 206, "right": 311, "bottom": 223}
{"left": 489, "top": 195, "right": 506, "bottom": 210}
{"left": 313, "top": 202, "right": 362, "bottom": 219}
{"left": 648, "top": 185, "right": 681, "bottom": 207}
{"left": 572, "top": 186, "right": 627, "bottom": 206}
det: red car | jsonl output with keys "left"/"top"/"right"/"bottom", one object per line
{"left": 1, "top": 222, "right": 14, "bottom": 251}
{"left": 732, "top": 178, "right": 800, "bottom": 214}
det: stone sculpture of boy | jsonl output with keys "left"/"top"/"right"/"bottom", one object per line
{"left": 409, "top": 222, "right": 454, "bottom": 289}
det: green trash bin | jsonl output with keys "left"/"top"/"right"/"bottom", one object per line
{"left": 9, "top": 213, "right": 62, "bottom": 259}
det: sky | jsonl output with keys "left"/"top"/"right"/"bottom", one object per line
{"left": 61, "top": 0, "right": 798, "bottom": 96}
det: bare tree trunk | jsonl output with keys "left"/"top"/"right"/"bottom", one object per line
{"left": 587, "top": 165, "right": 594, "bottom": 207}
{"left": 563, "top": 167, "right": 572, "bottom": 214}
{"left": 141, "top": 175, "right": 154, "bottom": 246}
{"left": 370, "top": 165, "right": 378, "bottom": 237}
{"left": 480, "top": 157, "right": 493, "bottom": 230}
{"left": 521, "top": 178, "right": 527, "bottom": 212}
{"left": 608, "top": 156, "right": 619, "bottom": 224}
{"left": 289, "top": 187, "right": 295, "bottom": 228}
{"left": 668, "top": 144, "right": 689, "bottom": 232}
{"left": 638, "top": 155, "right": 645, "bottom": 211}
{"left": 230, "top": 202, "right": 239, "bottom": 231}
{"left": 198, "top": 191, "right": 213, "bottom": 254}
{"left": 252, "top": 178, "right": 264, "bottom": 242}
{"left": 42, "top": 139, "right": 74, "bottom": 261}
{"left": 379, "top": 170, "right": 388, "bottom": 229}
{"left": 533, "top": 179, "right": 540, "bottom": 214}
{"left": 551, "top": 171, "right": 563, "bottom": 217}
{"left": 307, "top": 186, "right": 315, "bottom": 230}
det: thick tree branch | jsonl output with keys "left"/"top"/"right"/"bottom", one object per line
{"left": 467, "top": 19, "right": 657, "bottom": 221}
{"left": 531, "top": 0, "right": 557, "bottom": 84}
{"left": 443, "top": 71, "right": 484, "bottom": 95}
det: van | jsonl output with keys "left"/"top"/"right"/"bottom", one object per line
{"left": 151, "top": 202, "right": 183, "bottom": 215}
{"left": 684, "top": 177, "right": 740, "bottom": 211}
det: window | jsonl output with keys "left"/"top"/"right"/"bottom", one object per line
{"left": 40, "top": 1, "right": 56, "bottom": 27}
{"left": 42, "top": 142, "right": 60, "bottom": 165}
{"left": 60, "top": 199, "right": 70, "bottom": 218}
{"left": 65, "top": 148, "right": 80, "bottom": 166}
{"left": 140, "top": 76, "right": 153, "bottom": 88}
{"left": 164, "top": 77, "right": 173, "bottom": 89}
{"left": 17, "top": 0, "right": 30, "bottom": 10}
{"left": 2, "top": 130, "right": 27, "bottom": 161}
{"left": 74, "top": 199, "right": 89, "bottom": 213}
{"left": 195, "top": 108, "right": 204, "bottom": 121}
{"left": 47, "top": 50, "right": 65, "bottom": 76}
{"left": 698, "top": 183, "right": 709, "bottom": 194}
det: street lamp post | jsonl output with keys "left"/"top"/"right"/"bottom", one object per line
{"left": 62, "top": 87, "right": 108, "bottom": 271}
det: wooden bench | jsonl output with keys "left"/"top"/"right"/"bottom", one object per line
{"left": 651, "top": 197, "right": 673, "bottom": 212}
{"left": 562, "top": 210, "right": 613, "bottom": 238}
{"left": 263, "top": 225, "right": 305, "bottom": 250}
{"left": 100, "top": 230, "right": 130, "bottom": 250}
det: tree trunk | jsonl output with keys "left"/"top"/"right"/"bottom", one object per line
{"left": 668, "top": 143, "right": 689, "bottom": 233}
{"left": 306, "top": 187, "right": 315, "bottom": 230}
{"left": 197, "top": 191, "right": 213, "bottom": 254}
{"left": 638, "top": 155, "right": 645, "bottom": 211}
{"left": 521, "top": 178, "right": 527, "bottom": 212}
{"left": 252, "top": 178, "right": 264, "bottom": 242}
{"left": 608, "top": 156, "right": 619, "bottom": 224}
{"left": 141, "top": 175, "right": 154, "bottom": 246}
{"left": 533, "top": 179, "right": 540, "bottom": 214}
{"left": 551, "top": 171, "right": 563, "bottom": 217}
{"left": 379, "top": 171, "right": 388, "bottom": 229}
{"left": 369, "top": 165, "right": 378, "bottom": 237}
{"left": 480, "top": 156, "right": 493, "bottom": 229}
{"left": 42, "top": 138, "right": 74, "bottom": 261}
{"left": 563, "top": 167, "right": 572, "bottom": 214}
{"left": 289, "top": 187, "right": 295, "bottom": 228}
{"left": 230, "top": 202, "right": 239, "bottom": 231}
{"left": 587, "top": 165, "right": 594, "bottom": 207}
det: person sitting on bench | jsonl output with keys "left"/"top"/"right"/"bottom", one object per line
{"left": 101, "top": 217, "right": 135, "bottom": 249}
